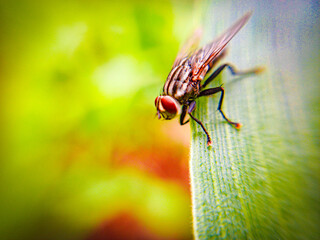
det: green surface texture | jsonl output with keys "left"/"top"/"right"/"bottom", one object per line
{"left": 190, "top": 1, "right": 319, "bottom": 239}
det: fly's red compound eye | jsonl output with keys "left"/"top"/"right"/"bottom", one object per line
{"left": 155, "top": 96, "right": 160, "bottom": 107}
{"left": 160, "top": 96, "right": 178, "bottom": 114}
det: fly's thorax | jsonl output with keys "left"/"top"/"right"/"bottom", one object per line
{"left": 163, "top": 63, "right": 199, "bottom": 102}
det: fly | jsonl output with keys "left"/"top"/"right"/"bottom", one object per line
{"left": 155, "top": 12, "right": 262, "bottom": 146}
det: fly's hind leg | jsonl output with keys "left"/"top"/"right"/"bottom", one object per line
{"left": 199, "top": 87, "right": 241, "bottom": 129}
{"left": 201, "top": 63, "right": 263, "bottom": 89}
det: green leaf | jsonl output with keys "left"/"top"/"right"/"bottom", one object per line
{"left": 189, "top": 4, "right": 320, "bottom": 240}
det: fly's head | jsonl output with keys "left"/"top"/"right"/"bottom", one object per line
{"left": 155, "top": 95, "right": 181, "bottom": 120}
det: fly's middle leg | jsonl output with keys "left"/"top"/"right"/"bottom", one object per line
{"left": 201, "top": 63, "right": 264, "bottom": 89}
{"left": 199, "top": 87, "right": 241, "bottom": 129}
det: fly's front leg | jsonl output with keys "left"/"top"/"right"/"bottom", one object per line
{"left": 199, "top": 87, "right": 242, "bottom": 129}
{"left": 180, "top": 101, "right": 197, "bottom": 125}
{"left": 187, "top": 101, "right": 212, "bottom": 146}
{"left": 201, "top": 63, "right": 263, "bottom": 89}
{"left": 180, "top": 105, "right": 189, "bottom": 125}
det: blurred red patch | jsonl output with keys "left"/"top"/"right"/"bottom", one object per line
{"left": 86, "top": 212, "right": 163, "bottom": 240}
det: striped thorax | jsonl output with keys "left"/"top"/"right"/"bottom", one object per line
{"left": 163, "top": 59, "right": 200, "bottom": 103}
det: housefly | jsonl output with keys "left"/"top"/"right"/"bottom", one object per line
{"left": 155, "top": 12, "right": 262, "bottom": 146}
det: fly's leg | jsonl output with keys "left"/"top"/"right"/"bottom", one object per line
{"left": 207, "top": 49, "right": 227, "bottom": 69}
{"left": 189, "top": 113, "right": 212, "bottom": 146}
{"left": 201, "top": 63, "right": 263, "bottom": 89}
{"left": 199, "top": 87, "right": 241, "bottom": 129}
{"left": 180, "top": 105, "right": 189, "bottom": 125}
{"left": 187, "top": 101, "right": 212, "bottom": 146}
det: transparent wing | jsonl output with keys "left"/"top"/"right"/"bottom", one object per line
{"left": 191, "top": 12, "right": 252, "bottom": 76}
{"left": 172, "top": 28, "right": 203, "bottom": 69}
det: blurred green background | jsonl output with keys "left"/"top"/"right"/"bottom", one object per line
{"left": 0, "top": 0, "right": 196, "bottom": 239}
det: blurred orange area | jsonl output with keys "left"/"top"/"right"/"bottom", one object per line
{"left": 112, "top": 142, "right": 190, "bottom": 191}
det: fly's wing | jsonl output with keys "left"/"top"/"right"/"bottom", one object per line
{"left": 191, "top": 12, "right": 252, "bottom": 78}
{"left": 171, "top": 28, "right": 203, "bottom": 69}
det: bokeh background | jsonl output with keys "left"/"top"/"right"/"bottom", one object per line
{"left": 0, "top": 0, "right": 319, "bottom": 240}
{"left": 0, "top": 0, "right": 196, "bottom": 239}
